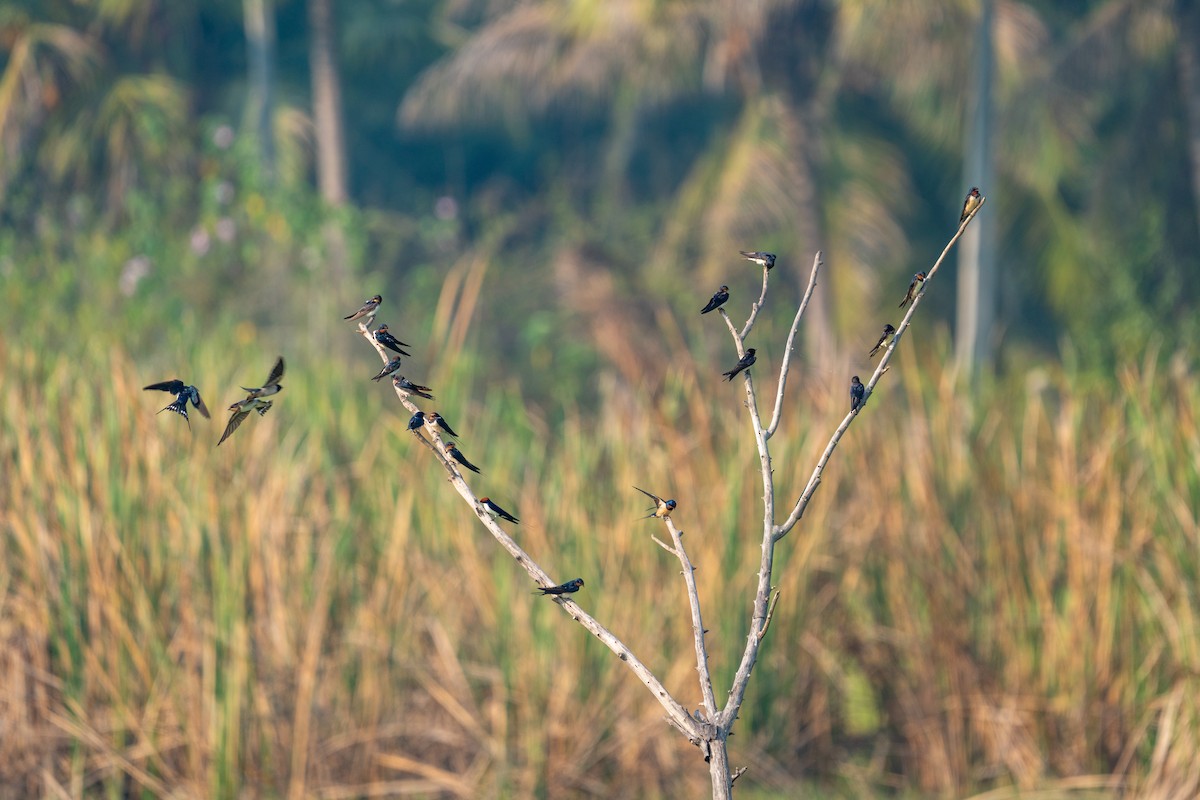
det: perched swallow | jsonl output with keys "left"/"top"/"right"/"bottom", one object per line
{"left": 445, "top": 442, "right": 481, "bottom": 474}
{"left": 344, "top": 294, "right": 382, "bottom": 322}
{"left": 371, "top": 357, "right": 403, "bottom": 382}
{"left": 144, "top": 380, "right": 210, "bottom": 427}
{"left": 239, "top": 356, "right": 285, "bottom": 398}
{"left": 425, "top": 412, "right": 459, "bottom": 438}
{"left": 392, "top": 375, "right": 434, "bottom": 400}
{"left": 898, "top": 272, "right": 926, "bottom": 308}
{"left": 478, "top": 496, "right": 519, "bottom": 524}
{"left": 959, "top": 186, "right": 982, "bottom": 224}
{"left": 374, "top": 324, "right": 411, "bottom": 356}
{"left": 740, "top": 251, "right": 776, "bottom": 270}
{"left": 535, "top": 578, "right": 584, "bottom": 596}
{"left": 406, "top": 411, "right": 425, "bottom": 431}
{"left": 868, "top": 324, "right": 896, "bottom": 358}
{"left": 850, "top": 375, "right": 865, "bottom": 412}
{"left": 217, "top": 357, "right": 284, "bottom": 446}
{"left": 634, "top": 486, "right": 677, "bottom": 520}
{"left": 722, "top": 348, "right": 757, "bottom": 381}
{"left": 701, "top": 285, "right": 730, "bottom": 315}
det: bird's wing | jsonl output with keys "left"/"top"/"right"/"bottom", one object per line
{"left": 144, "top": 380, "right": 185, "bottom": 393}
{"left": 633, "top": 486, "right": 661, "bottom": 503}
{"left": 192, "top": 389, "right": 211, "bottom": 419}
{"left": 264, "top": 356, "right": 285, "bottom": 387}
{"left": 217, "top": 409, "right": 250, "bottom": 446}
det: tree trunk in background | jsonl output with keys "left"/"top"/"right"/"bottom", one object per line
{"left": 308, "top": 0, "right": 349, "bottom": 283}
{"left": 1177, "top": 0, "right": 1200, "bottom": 241}
{"left": 955, "top": 0, "right": 996, "bottom": 379}
{"left": 243, "top": 0, "right": 275, "bottom": 179}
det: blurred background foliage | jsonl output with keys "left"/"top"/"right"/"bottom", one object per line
{"left": 1, "top": 0, "right": 1199, "bottom": 797}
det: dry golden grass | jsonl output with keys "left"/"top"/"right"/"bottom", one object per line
{"left": 1, "top": 331, "right": 1197, "bottom": 798}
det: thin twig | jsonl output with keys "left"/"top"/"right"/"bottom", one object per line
{"left": 664, "top": 519, "right": 719, "bottom": 719}
{"left": 757, "top": 589, "right": 781, "bottom": 642}
{"left": 650, "top": 534, "right": 678, "bottom": 555}
{"left": 353, "top": 320, "right": 705, "bottom": 743}
{"left": 766, "top": 251, "right": 822, "bottom": 439}
{"left": 773, "top": 199, "right": 985, "bottom": 541}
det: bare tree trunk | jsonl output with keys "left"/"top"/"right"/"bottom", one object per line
{"left": 308, "top": 0, "right": 348, "bottom": 208}
{"left": 955, "top": 0, "right": 996, "bottom": 379}
{"left": 707, "top": 736, "right": 733, "bottom": 799}
{"left": 242, "top": 0, "right": 276, "bottom": 179}
{"left": 1176, "top": 0, "right": 1200, "bottom": 240}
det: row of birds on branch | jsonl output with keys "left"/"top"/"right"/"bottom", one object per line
{"left": 706, "top": 187, "right": 983, "bottom": 415}
{"left": 338, "top": 294, "right": 559, "bottom": 589}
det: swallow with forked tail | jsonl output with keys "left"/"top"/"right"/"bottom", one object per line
{"left": 960, "top": 187, "right": 982, "bottom": 224}
{"left": 426, "top": 412, "right": 459, "bottom": 438}
{"left": 344, "top": 294, "right": 382, "bottom": 323}
{"left": 217, "top": 356, "right": 284, "bottom": 446}
{"left": 535, "top": 578, "right": 584, "bottom": 596}
{"left": 722, "top": 348, "right": 756, "bottom": 381}
{"left": 868, "top": 324, "right": 896, "bottom": 358}
{"left": 144, "top": 380, "right": 210, "bottom": 427}
{"left": 392, "top": 375, "right": 434, "bottom": 400}
{"left": 850, "top": 375, "right": 865, "bottom": 412}
{"left": 478, "top": 497, "right": 519, "bottom": 524}
{"left": 371, "top": 357, "right": 403, "bottom": 382}
{"left": 739, "top": 251, "right": 775, "bottom": 270}
{"left": 898, "top": 272, "right": 926, "bottom": 308}
{"left": 701, "top": 285, "right": 730, "bottom": 315}
{"left": 634, "top": 486, "right": 676, "bottom": 520}
{"left": 445, "top": 442, "right": 481, "bottom": 474}
{"left": 374, "top": 324, "right": 411, "bottom": 356}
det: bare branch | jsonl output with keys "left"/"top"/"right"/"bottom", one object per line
{"left": 766, "top": 251, "right": 822, "bottom": 439}
{"left": 353, "top": 320, "right": 704, "bottom": 743}
{"left": 650, "top": 534, "right": 678, "bottom": 555}
{"left": 664, "top": 519, "right": 718, "bottom": 719}
{"left": 716, "top": 300, "right": 776, "bottom": 729}
{"left": 774, "top": 198, "right": 986, "bottom": 540}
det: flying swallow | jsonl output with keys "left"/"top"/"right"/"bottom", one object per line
{"left": 850, "top": 375, "right": 865, "bottom": 412}
{"left": 426, "top": 412, "right": 459, "bottom": 438}
{"left": 868, "top": 324, "right": 896, "bottom": 358}
{"left": 217, "top": 357, "right": 284, "bottom": 446}
{"left": 701, "top": 285, "right": 730, "bottom": 315}
{"left": 959, "top": 187, "right": 982, "bottom": 224}
{"left": 216, "top": 397, "right": 274, "bottom": 446}
{"left": 739, "top": 251, "right": 776, "bottom": 270}
{"left": 445, "top": 442, "right": 481, "bottom": 474}
{"left": 898, "top": 272, "right": 926, "bottom": 308}
{"left": 374, "top": 324, "right": 411, "bottom": 356}
{"left": 722, "top": 348, "right": 757, "bottom": 381}
{"left": 344, "top": 294, "right": 382, "bottom": 322}
{"left": 634, "top": 486, "right": 677, "bottom": 520}
{"left": 144, "top": 380, "right": 210, "bottom": 427}
{"left": 392, "top": 375, "right": 434, "bottom": 400}
{"left": 478, "top": 497, "right": 519, "bottom": 524}
{"left": 406, "top": 411, "right": 425, "bottom": 431}
{"left": 371, "top": 357, "right": 403, "bottom": 382}
{"left": 239, "top": 356, "right": 285, "bottom": 398}
{"left": 535, "top": 578, "right": 584, "bottom": 596}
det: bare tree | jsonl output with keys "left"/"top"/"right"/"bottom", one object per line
{"left": 352, "top": 204, "right": 984, "bottom": 797}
